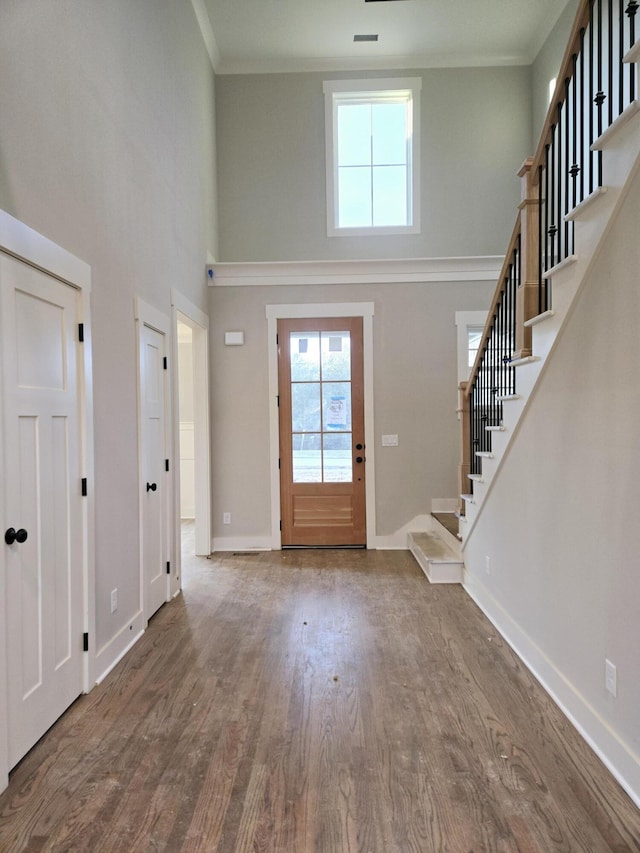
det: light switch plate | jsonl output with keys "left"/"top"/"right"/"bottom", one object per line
{"left": 382, "top": 434, "right": 398, "bottom": 446}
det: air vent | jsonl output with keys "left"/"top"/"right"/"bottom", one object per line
{"left": 354, "top": 34, "right": 379, "bottom": 42}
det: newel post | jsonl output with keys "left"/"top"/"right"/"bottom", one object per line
{"left": 513, "top": 157, "right": 541, "bottom": 359}
{"left": 458, "top": 381, "right": 470, "bottom": 514}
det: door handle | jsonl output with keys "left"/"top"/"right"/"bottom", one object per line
{"left": 355, "top": 456, "right": 364, "bottom": 464}
{"left": 146, "top": 482, "right": 157, "bottom": 492}
{"left": 5, "top": 527, "right": 28, "bottom": 545}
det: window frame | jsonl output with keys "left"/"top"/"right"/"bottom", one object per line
{"left": 323, "top": 77, "right": 422, "bottom": 238}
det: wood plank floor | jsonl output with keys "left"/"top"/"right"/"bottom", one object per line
{"left": 1, "top": 540, "right": 639, "bottom": 852}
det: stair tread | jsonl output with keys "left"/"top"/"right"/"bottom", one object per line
{"left": 408, "top": 531, "right": 461, "bottom": 563}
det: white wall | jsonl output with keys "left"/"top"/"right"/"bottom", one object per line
{"left": 463, "top": 165, "right": 640, "bottom": 803}
{"left": 215, "top": 67, "right": 532, "bottom": 262}
{"left": 0, "top": 0, "right": 218, "bottom": 666}
{"left": 178, "top": 335, "right": 196, "bottom": 519}
{"left": 209, "top": 278, "right": 494, "bottom": 543}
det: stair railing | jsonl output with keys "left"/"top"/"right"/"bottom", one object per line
{"left": 460, "top": 0, "right": 638, "bottom": 509}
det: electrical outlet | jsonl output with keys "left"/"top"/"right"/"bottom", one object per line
{"left": 223, "top": 512, "right": 231, "bottom": 525}
{"left": 485, "top": 556, "right": 491, "bottom": 575}
{"left": 110, "top": 588, "right": 118, "bottom": 614}
{"left": 605, "top": 659, "right": 617, "bottom": 697}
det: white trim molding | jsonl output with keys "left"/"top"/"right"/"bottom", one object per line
{"left": 209, "top": 256, "right": 503, "bottom": 288}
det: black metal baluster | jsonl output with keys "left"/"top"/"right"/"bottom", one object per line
{"left": 620, "top": 0, "right": 626, "bottom": 114}
{"left": 628, "top": 1, "right": 639, "bottom": 101}
{"left": 580, "top": 29, "right": 586, "bottom": 204}
{"left": 596, "top": 0, "right": 605, "bottom": 185}
{"left": 564, "top": 79, "right": 571, "bottom": 259}
{"left": 589, "top": 1, "right": 596, "bottom": 194}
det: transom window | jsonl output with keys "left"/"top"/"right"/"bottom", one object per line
{"left": 323, "top": 78, "right": 421, "bottom": 237}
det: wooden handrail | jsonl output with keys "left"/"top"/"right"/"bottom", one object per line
{"left": 464, "top": 218, "right": 521, "bottom": 400}
{"left": 532, "top": 0, "right": 592, "bottom": 176}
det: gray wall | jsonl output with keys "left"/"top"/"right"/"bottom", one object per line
{"left": 531, "top": 0, "right": 580, "bottom": 148}
{"left": 0, "top": 0, "right": 218, "bottom": 654}
{"left": 209, "top": 279, "right": 494, "bottom": 541}
{"left": 215, "top": 67, "right": 532, "bottom": 262}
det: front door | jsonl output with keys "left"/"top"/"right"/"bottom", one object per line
{"left": 0, "top": 252, "right": 84, "bottom": 768}
{"left": 278, "top": 317, "right": 366, "bottom": 547}
{"left": 139, "top": 321, "right": 169, "bottom": 620}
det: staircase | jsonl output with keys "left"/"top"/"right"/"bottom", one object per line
{"left": 461, "top": 99, "right": 640, "bottom": 543}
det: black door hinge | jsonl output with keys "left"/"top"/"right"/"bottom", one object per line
{"left": 277, "top": 395, "right": 280, "bottom": 408}
{"left": 165, "top": 459, "right": 170, "bottom": 472}
{"left": 166, "top": 561, "right": 171, "bottom": 575}
{"left": 83, "top": 632, "right": 89, "bottom": 652}
{"left": 278, "top": 458, "right": 281, "bottom": 469}
{"left": 78, "top": 323, "right": 84, "bottom": 342}
{"left": 276, "top": 333, "right": 279, "bottom": 345}
{"left": 279, "top": 520, "right": 282, "bottom": 531}
{"left": 81, "top": 478, "right": 88, "bottom": 497}
{"left": 163, "top": 356, "right": 168, "bottom": 370}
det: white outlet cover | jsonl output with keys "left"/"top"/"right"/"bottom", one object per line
{"left": 382, "top": 434, "right": 398, "bottom": 446}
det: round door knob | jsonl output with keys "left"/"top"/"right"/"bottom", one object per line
{"left": 5, "top": 528, "right": 28, "bottom": 545}
{"left": 146, "top": 482, "right": 157, "bottom": 492}
{"left": 355, "top": 456, "right": 364, "bottom": 464}
{"left": 355, "top": 443, "right": 363, "bottom": 450}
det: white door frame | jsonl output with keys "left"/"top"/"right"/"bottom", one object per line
{"left": 0, "top": 208, "right": 94, "bottom": 793}
{"left": 171, "top": 289, "right": 211, "bottom": 590}
{"left": 266, "top": 302, "right": 376, "bottom": 550}
{"left": 135, "top": 297, "right": 172, "bottom": 620}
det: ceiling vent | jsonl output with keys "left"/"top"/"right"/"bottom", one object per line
{"left": 354, "top": 34, "right": 379, "bottom": 42}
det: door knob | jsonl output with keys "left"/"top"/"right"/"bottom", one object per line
{"left": 5, "top": 528, "right": 28, "bottom": 545}
{"left": 355, "top": 456, "right": 364, "bottom": 464}
{"left": 355, "top": 443, "right": 363, "bottom": 450}
{"left": 146, "top": 482, "right": 157, "bottom": 492}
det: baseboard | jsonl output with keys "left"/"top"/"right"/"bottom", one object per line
{"left": 212, "top": 535, "right": 272, "bottom": 552}
{"left": 93, "top": 610, "right": 145, "bottom": 686}
{"left": 463, "top": 570, "right": 640, "bottom": 810}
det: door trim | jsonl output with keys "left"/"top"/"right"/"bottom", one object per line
{"left": 0, "top": 208, "right": 94, "bottom": 793}
{"left": 266, "top": 302, "right": 375, "bottom": 549}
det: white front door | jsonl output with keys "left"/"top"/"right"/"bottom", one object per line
{"left": 140, "top": 321, "right": 169, "bottom": 620}
{"left": 0, "top": 252, "right": 84, "bottom": 768}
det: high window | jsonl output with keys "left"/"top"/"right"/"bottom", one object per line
{"left": 323, "top": 78, "right": 421, "bottom": 237}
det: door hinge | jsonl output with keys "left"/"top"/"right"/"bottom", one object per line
{"left": 165, "top": 459, "right": 170, "bottom": 472}
{"left": 279, "top": 520, "right": 282, "bottom": 531}
{"left": 277, "top": 395, "right": 280, "bottom": 408}
{"left": 166, "top": 561, "right": 171, "bottom": 575}
{"left": 78, "top": 323, "right": 84, "bottom": 342}
{"left": 83, "top": 632, "right": 89, "bottom": 652}
{"left": 163, "top": 356, "right": 168, "bottom": 370}
{"left": 276, "top": 333, "right": 279, "bottom": 345}
{"left": 81, "top": 478, "right": 88, "bottom": 497}
{"left": 278, "top": 457, "right": 281, "bottom": 469}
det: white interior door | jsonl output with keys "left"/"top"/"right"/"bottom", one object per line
{"left": 0, "top": 252, "right": 84, "bottom": 768}
{"left": 140, "top": 321, "right": 169, "bottom": 620}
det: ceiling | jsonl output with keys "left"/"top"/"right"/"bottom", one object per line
{"left": 198, "top": 0, "right": 573, "bottom": 75}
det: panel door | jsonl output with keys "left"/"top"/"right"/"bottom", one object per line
{"left": 0, "top": 252, "right": 84, "bottom": 768}
{"left": 140, "top": 322, "right": 168, "bottom": 619}
{"left": 278, "top": 317, "right": 366, "bottom": 547}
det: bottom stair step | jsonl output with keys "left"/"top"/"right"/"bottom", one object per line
{"left": 407, "top": 531, "right": 464, "bottom": 584}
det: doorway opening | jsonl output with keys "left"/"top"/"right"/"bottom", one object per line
{"left": 172, "top": 292, "right": 211, "bottom": 589}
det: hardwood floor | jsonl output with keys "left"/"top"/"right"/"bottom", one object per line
{"left": 1, "top": 542, "right": 639, "bottom": 851}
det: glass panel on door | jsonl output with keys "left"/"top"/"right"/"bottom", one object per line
{"left": 290, "top": 330, "right": 353, "bottom": 484}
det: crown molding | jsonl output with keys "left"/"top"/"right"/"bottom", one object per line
{"left": 208, "top": 256, "right": 503, "bottom": 287}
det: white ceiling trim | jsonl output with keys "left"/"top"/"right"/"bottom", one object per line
{"left": 208, "top": 256, "right": 503, "bottom": 287}
{"left": 190, "top": 0, "right": 221, "bottom": 71}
